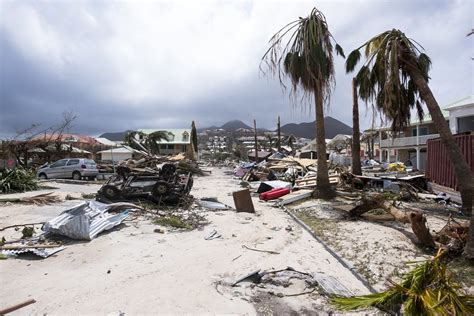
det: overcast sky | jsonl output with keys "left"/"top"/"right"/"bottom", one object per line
{"left": 1, "top": 0, "right": 472, "bottom": 136}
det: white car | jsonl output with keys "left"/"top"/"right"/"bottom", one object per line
{"left": 37, "top": 158, "right": 98, "bottom": 180}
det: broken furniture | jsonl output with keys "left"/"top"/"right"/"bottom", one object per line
{"left": 232, "top": 189, "right": 255, "bottom": 213}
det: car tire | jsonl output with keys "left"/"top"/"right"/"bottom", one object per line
{"left": 72, "top": 171, "right": 82, "bottom": 180}
{"left": 101, "top": 185, "right": 121, "bottom": 200}
{"left": 38, "top": 173, "right": 47, "bottom": 180}
{"left": 152, "top": 181, "right": 170, "bottom": 197}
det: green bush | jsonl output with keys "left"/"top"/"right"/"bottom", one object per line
{"left": 0, "top": 168, "right": 39, "bottom": 193}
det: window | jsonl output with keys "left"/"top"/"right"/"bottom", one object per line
{"left": 66, "top": 159, "right": 80, "bottom": 166}
{"left": 50, "top": 160, "right": 67, "bottom": 168}
{"left": 182, "top": 132, "right": 189, "bottom": 141}
{"left": 412, "top": 127, "right": 428, "bottom": 136}
{"left": 457, "top": 116, "right": 474, "bottom": 133}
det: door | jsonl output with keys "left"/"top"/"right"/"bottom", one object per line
{"left": 47, "top": 159, "right": 68, "bottom": 178}
{"left": 65, "top": 159, "right": 80, "bottom": 178}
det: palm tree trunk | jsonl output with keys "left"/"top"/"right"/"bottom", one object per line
{"left": 314, "top": 90, "right": 332, "bottom": 197}
{"left": 351, "top": 78, "right": 362, "bottom": 175}
{"left": 410, "top": 71, "right": 474, "bottom": 258}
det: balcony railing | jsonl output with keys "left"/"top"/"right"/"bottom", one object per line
{"left": 380, "top": 134, "right": 440, "bottom": 148}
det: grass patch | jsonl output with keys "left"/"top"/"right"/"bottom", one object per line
{"left": 153, "top": 215, "right": 192, "bottom": 229}
{"left": 81, "top": 193, "right": 96, "bottom": 199}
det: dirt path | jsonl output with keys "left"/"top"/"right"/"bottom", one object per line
{"left": 0, "top": 167, "right": 370, "bottom": 314}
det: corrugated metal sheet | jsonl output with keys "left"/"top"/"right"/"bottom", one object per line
{"left": 2, "top": 246, "right": 65, "bottom": 258}
{"left": 43, "top": 201, "right": 130, "bottom": 240}
{"left": 426, "top": 134, "right": 474, "bottom": 190}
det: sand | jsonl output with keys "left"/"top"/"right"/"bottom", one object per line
{"left": 0, "top": 167, "right": 374, "bottom": 315}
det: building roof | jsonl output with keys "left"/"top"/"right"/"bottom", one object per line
{"left": 31, "top": 133, "right": 99, "bottom": 145}
{"left": 138, "top": 129, "right": 191, "bottom": 144}
{"left": 443, "top": 95, "right": 474, "bottom": 111}
{"left": 300, "top": 139, "right": 331, "bottom": 151}
{"left": 97, "top": 146, "right": 136, "bottom": 154}
{"left": 95, "top": 137, "right": 118, "bottom": 146}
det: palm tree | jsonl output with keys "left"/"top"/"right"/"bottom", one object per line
{"left": 262, "top": 7, "right": 345, "bottom": 198}
{"left": 346, "top": 29, "right": 473, "bottom": 257}
{"left": 351, "top": 78, "right": 362, "bottom": 175}
{"left": 123, "top": 131, "right": 146, "bottom": 151}
{"left": 287, "top": 134, "right": 296, "bottom": 150}
{"left": 146, "top": 131, "right": 170, "bottom": 155}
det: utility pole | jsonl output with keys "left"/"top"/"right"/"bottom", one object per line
{"left": 277, "top": 115, "right": 281, "bottom": 152}
{"left": 253, "top": 119, "right": 258, "bottom": 163}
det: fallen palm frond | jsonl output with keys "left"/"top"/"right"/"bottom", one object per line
{"left": 0, "top": 192, "right": 61, "bottom": 205}
{"left": 330, "top": 250, "right": 474, "bottom": 315}
{"left": 0, "top": 168, "right": 38, "bottom": 193}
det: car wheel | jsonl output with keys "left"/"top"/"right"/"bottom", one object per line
{"left": 38, "top": 173, "right": 47, "bottom": 180}
{"left": 101, "top": 185, "right": 120, "bottom": 200}
{"left": 72, "top": 172, "right": 82, "bottom": 180}
{"left": 152, "top": 181, "right": 170, "bottom": 197}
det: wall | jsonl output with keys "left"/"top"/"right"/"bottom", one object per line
{"left": 426, "top": 134, "right": 473, "bottom": 190}
{"left": 448, "top": 106, "right": 474, "bottom": 134}
{"left": 100, "top": 152, "right": 132, "bottom": 162}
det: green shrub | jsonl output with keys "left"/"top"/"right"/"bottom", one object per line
{"left": 0, "top": 168, "right": 38, "bottom": 193}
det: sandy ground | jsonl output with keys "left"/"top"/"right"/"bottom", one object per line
{"left": 0, "top": 167, "right": 372, "bottom": 315}
{"left": 287, "top": 196, "right": 471, "bottom": 291}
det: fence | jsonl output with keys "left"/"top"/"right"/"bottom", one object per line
{"left": 426, "top": 133, "right": 473, "bottom": 190}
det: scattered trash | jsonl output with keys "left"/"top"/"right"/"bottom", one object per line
{"left": 197, "top": 198, "right": 230, "bottom": 210}
{"left": 241, "top": 245, "right": 280, "bottom": 255}
{"left": 204, "top": 229, "right": 222, "bottom": 240}
{"left": 232, "top": 269, "right": 264, "bottom": 286}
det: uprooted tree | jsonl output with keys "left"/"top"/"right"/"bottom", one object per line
{"left": 345, "top": 29, "right": 473, "bottom": 258}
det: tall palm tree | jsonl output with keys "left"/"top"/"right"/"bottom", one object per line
{"left": 262, "top": 7, "right": 345, "bottom": 198}
{"left": 146, "top": 131, "right": 170, "bottom": 155}
{"left": 346, "top": 29, "right": 473, "bottom": 257}
{"left": 352, "top": 78, "right": 362, "bottom": 175}
{"left": 123, "top": 131, "right": 147, "bottom": 151}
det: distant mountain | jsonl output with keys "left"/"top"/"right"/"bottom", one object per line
{"left": 198, "top": 120, "right": 253, "bottom": 132}
{"left": 279, "top": 116, "right": 352, "bottom": 139}
{"left": 220, "top": 120, "right": 252, "bottom": 131}
{"left": 98, "top": 130, "right": 131, "bottom": 142}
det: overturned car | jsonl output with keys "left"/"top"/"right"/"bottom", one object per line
{"left": 97, "top": 163, "right": 193, "bottom": 204}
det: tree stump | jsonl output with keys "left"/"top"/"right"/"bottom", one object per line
{"left": 409, "top": 212, "right": 436, "bottom": 248}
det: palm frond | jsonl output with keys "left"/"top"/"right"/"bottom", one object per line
{"left": 335, "top": 43, "right": 345, "bottom": 58}
{"left": 345, "top": 49, "right": 361, "bottom": 73}
{"left": 330, "top": 252, "right": 474, "bottom": 315}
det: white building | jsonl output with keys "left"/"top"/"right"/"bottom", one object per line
{"left": 97, "top": 146, "right": 136, "bottom": 162}
{"left": 444, "top": 95, "right": 474, "bottom": 134}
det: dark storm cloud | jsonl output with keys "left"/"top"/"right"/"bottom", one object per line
{"left": 1, "top": 0, "right": 472, "bottom": 137}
